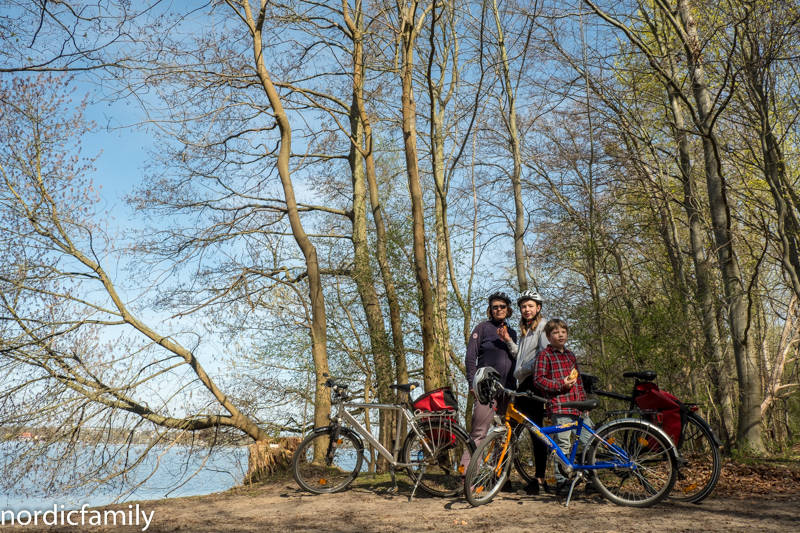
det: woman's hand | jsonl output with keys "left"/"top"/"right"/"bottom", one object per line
{"left": 497, "top": 323, "right": 511, "bottom": 343}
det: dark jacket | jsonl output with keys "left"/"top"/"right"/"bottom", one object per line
{"left": 465, "top": 319, "right": 518, "bottom": 391}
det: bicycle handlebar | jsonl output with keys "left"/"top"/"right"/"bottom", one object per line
{"left": 322, "top": 373, "right": 350, "bottom": 400}
{"left": 498, "top": 385, "right": 548, "bottom": 404}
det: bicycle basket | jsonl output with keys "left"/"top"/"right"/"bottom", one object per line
{"left": 412, "top": 387, "right": 458, "bottom": 413}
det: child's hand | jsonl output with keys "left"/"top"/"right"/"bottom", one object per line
{"left": 564, "top": 368, "right": 578, "bottom": 388}
{"left": 497, "top": 323, "right": 511, "bottom": 343}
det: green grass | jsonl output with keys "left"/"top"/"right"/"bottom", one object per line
{"left": 730, "top": 445, "right": 800, "bottom": 468}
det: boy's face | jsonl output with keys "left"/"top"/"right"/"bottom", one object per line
{"left": 548, "top": 326, "right": 568, "bottom": 350}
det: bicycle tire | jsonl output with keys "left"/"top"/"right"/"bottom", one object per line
{"left": 292, "top": 428, "right": 363, "bottom": 494}
{"left": 671, "top": 413, "right": 721, "bottom": 503}
{"left": 513, "top": 425, "right": 556, "bottom": 491}
{"left": 513, "top": 425, "right": 535, "bottom": 484}
{"left": 464, "top": 431, "right": 514, "bottom": 507}
{"left": 587, "top": 421, "right": 677, "bottom": 507}
{"left": 402, "top": 419, "right": 475, "bottom": 497}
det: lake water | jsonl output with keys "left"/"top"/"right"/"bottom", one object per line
{"left": 1, "top": 444, "right": 247, "bottom": 512}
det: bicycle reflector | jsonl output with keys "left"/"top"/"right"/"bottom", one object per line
{"left": 319, "top": 479, "right": 327, "bottom": 485}
{"left": 689, "top": 405, "right": 699, "bottom": 412}
{"left": 638, "top": 437, "right": 649, "bottom": 446}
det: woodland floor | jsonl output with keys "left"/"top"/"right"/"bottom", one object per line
{"left": 8, "top": 457, "right": 800, "bottom": 533}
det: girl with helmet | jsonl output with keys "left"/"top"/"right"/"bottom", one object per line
{"left": 459, "top": 292, "right": 517, "bottom": 484}
{"left": 506, "top": 290, "right": 549, "bottom": 495}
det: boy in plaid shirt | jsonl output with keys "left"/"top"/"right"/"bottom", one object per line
{"left": 533, "top": 318, "right": 594, "bottom": 495}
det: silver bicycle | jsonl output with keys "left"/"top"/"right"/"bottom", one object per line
{"left": 292, "top": 374, "right": 475, "bottom": 499}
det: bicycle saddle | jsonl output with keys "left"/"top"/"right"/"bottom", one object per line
{"left": 390, "top": 382, "right": 420, "bottom": 392}
{"left": 558, "top": 399, "right": 600, "bottom": 411}
{"left": 623, "top": 371, "right": 657, "bottom": 381}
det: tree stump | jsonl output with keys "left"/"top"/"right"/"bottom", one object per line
{"left": 245, "top": 437, "right": 301, "bottom": 484}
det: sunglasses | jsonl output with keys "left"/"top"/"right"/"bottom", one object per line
{"left": 491, "top": 304, "right": 508, "bottom": 310}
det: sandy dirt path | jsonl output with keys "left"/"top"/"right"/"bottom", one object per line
{"left": 11, "top": 476, "right": 799, "bottom": 533}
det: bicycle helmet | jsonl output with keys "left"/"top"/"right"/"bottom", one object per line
{"left": 517, "top": 290, "right": 543, "bottom": 307}
{"left": 486, "top": 291, "right": 513, "bottom": 319}
{"left": 473, "top": 366, "right": 502, "bottom": 405}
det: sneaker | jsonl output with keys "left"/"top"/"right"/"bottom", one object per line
{"left": 584, "top": 481, "right": 598, "bottom": 495}
{"left": 517, "top": 479, "right": 539, "bottom": 496}
{"left": 554, "top": 480, "right": 570, "bottom": 497}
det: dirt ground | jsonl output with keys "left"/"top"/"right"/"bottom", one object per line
{"left": 10, "top": 468, "right": 800, "bottom": 533}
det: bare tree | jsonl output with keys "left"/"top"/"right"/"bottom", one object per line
{"left": 395, "top": 0, "right": 444, "bottom": 391}
{"left": 0, "top": 74, "right": 270, "bottom": 493}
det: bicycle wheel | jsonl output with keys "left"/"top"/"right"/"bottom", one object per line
{"left": 464, "top": 430, "right": 514, "bottom": 507}
{"left": 402, "top": 419, "right": 474, "bottom": 497}
{"left": 587, "top": 421, "right": 676, "bottom": 507}
{"left": 292, "top": 428, "right": 363, "bottom": 494}
{"left": 513, "top": 425, "right": 556, "bottom": 492}
{"left": 513, "top": 425, "right": 536, "bottom": 484}
{"left": 671, "top": 413, "right": 721, "bottom": 503}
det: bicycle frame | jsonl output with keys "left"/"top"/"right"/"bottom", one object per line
{"left": 488, "top": 398, "right": 632, "bottom": 478}
{"left": 332, "top": 400, "right": 432, "bottom": 468}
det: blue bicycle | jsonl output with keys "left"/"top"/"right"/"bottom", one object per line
{"left": 464, "top": 385, "right": 678, "bottom": 508}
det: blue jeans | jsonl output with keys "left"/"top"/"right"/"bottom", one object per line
{"left": 551, "top": 413, "right": 593, "bottom": 486}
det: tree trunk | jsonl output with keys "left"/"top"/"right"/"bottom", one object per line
{"left": 676, "top": 0, "right": 762, "bottom": 451}
{"left": 742, "top": 51, "right": 800, "bottom": 302}
{"left": 345, "top": 0, "right": 408, "bottom": 391}
{"left": 399, "top": 1, "right": 443, "bottom": 391}
{"left": 246, "top": 438, "right": 301, "bottom": 483}
{"left": 349, "top": 105, "right": 394, "bottom": 472}
{"left": 491, "top": 0, "right": 527, "bottom": 291}
{"left": 664, "top": 60, "right": 736, "bottom": 445}
{"left": 345, "top": 0, "right": 397, "bottom": 471}
{"left": 427, "top": 3, "right": 454, "bottom": 388}
{"left": 243, "top": 2, "right": 330, "bottom": 456}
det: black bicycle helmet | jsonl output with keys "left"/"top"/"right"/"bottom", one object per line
{"left": 517, "top": 289, "right": 543, "bottom": 307}
{"left": 473, "top": 366, "right": 502, "bottom": 405}
{"left": 486, "top": 291, "right": 513, "bottom": 318}
{"left": 487, "top": 291, "right": 512, "bottom": 307}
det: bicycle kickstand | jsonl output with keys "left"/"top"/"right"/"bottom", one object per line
{"left": 564, "top": 473, "right": 583, "bottom": 508}
{"left": 409, "top": 464, "right": 426, "bottom": 502}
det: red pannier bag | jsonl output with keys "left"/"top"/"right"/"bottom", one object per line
{"left": 412, "top": 387, "right": 459, "bottom": 447}
{"left": 412, "top": 387, "right": 458, "bottom": 412}
{"left": 633, "top": 382, "right": 687, "bottom": 447}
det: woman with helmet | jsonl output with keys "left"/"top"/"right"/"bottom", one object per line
{"left": 507, "top": 290, "right": 550, "bottom": 495}
{"left": 459, "top": 292, "right": 517, "bottom": 485}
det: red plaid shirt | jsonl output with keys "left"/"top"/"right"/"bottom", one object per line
{"left": 533, "top": 345, "right": 586, "bottom": 416}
